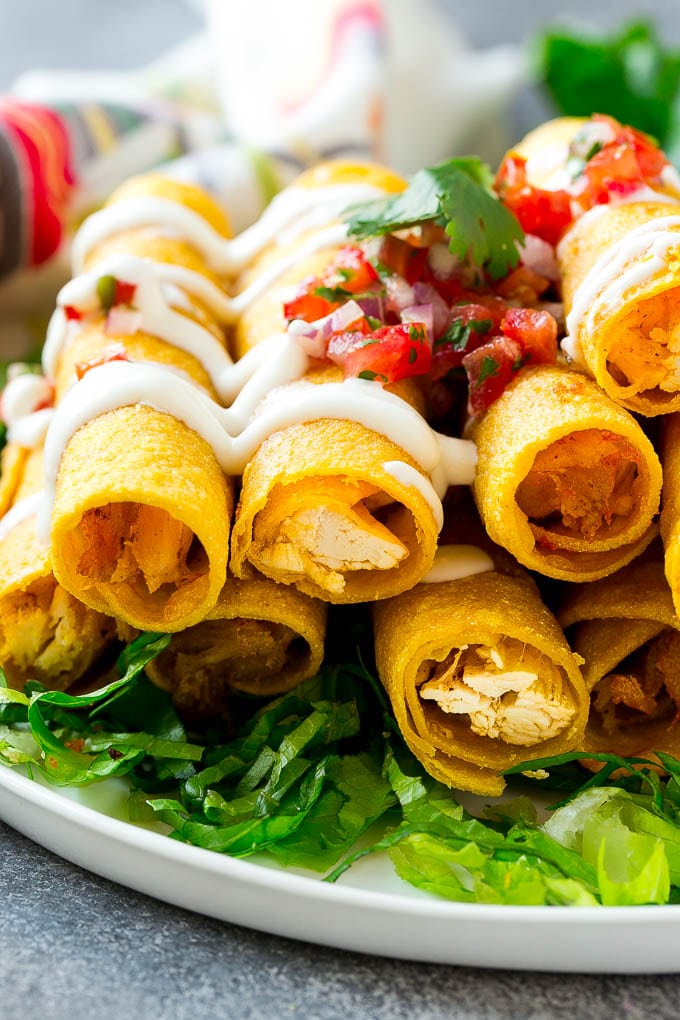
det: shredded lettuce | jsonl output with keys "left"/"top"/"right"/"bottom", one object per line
{"left": 6, "top": 630, "right": 680, "bottom": 905}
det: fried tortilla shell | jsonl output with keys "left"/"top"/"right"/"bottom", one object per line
{"left": 146, "top": 576, "right": 327, "bottom": 717}
{"left": 49, "top": 175, "right": 234, "bottom": 631}
{"left": 0, "top": 446, "right": 115, "bottom": 690}
{"left": 470, "top": 365, "right": 662, "bottom": 581}
{"left": 373, "top": 569, "right": 587, "bottom": 796}
{"left": 560, "top": 555, "right": 680, "bottom": 761}
{"left": 230, "top": 162, "right": 441, "bottom": 601}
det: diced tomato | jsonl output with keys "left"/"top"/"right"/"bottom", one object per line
{"left": 500, "top": 307, "right": 558, "bottom": 365}
{"left": 327, "top": 330, "right": 372, "bottom": 366}
{"left": 375, "top": 235, "right": 429, "bottom": 284}
{"left": 63, "top": 305, "right": 82, "bottom": 321}
{"left": 75, "top": 344, "right": 129, "bottom": 381}
{"left": 496, "top": 265, "right": 550, "bottom": 304}
{"left": 114, "top": 280, "right": 137, "bottom": 306}
{"left": 283, "top": 284, "right": 338, "bottom": 323}
{"left": 574, "top": 115, "right": 668, "bottom": 208}
{"left": 343, "top": 323, "right": 431, "bottom": 384}
{"left": 463, "top": 335, "right": 523, "bottom": 415}
{"left": 429, "top": 303, "right": 498, "bottom": 382}
{"left": 495, "top": 154, "right": 573, "bottom": 247}
{"left": 283, "top": 246, "right": 380, "bottom": 323}
{"left": 328, "top": 245, "right": 379, "bottom": 292}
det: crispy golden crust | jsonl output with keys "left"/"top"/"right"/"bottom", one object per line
{"left": 470, "top": 365, "right": 662, "bottom": 581}
{"left": 373, "top": 571, "right": 587, "bottom": 796}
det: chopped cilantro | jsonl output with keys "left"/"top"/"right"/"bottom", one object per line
{"left": 366, "top": 315, "right": 382, "bottom": 330}
{"left": 358, "top": 369, "right": 387, "bottom": 382}
{"left": 345, "top": 158, "right": 524, "bottom": 279}
{"left": 434, "top": 318, "right": 492, "bottom": 352}
{"left": 408, "top": 347, "right": 417, "bottom": 364}
{"left": 314, "top": 284, "right": 352, "bottom": 302}
{"left": 475, "top": 355, "right": 500, "bottom": 387}
{"left": 408, "top": 324, "right": 425, "bottom": 342}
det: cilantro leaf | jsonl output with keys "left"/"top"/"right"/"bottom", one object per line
{"left": 434, "top": 318, "right": 492, "bottom": 352}
{"left": 475, "top": 355, "right": 500, "bottom": 387}
{"left": 345, "top": 158, "right": 524, "bottom": 280}
{"left": 314, "top": 284, "right": 351, "bottom": 302}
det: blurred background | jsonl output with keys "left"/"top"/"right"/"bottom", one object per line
{"left": 1, "top": 0, "right": 680, "bottom": 355}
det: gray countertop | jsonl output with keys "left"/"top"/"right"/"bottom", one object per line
{"left": 3, "top": 1, "right": 680, "bottom": 1016}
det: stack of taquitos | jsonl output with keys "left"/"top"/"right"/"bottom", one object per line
{"left": 47, "top": 175, "right": 234, "bottom": 632}
{"left": 229, "top": 162, "right": 442, "bottom": 603}
{"left": 560, "top": 552, "right": 680, "bottom": 762}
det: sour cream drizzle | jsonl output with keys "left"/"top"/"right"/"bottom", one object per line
{"left": 35, "top": 360, "right": 475, "bottom": 542}
{"left": 71, "top": 184, "right": 384, "bottom": 275}
{"left": 562, "top": 214, "right": 680, "bottom": 366}
{"left": 421, "top": 544, "right": 495, "bottom": 583}
{"left": 4, "top": 178, "right": 479, "bottom": 546}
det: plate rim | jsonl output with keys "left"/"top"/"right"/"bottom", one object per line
{"left": 3, "top": 761, "right": 680, "bottom": 928}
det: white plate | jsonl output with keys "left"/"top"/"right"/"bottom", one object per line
{"left": 2, "top": 763, "right": 680, "bottom": 972}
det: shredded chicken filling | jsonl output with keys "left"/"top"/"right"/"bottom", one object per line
{"left": 0, "top": 577, "right": 113, "bottom": 688}
{"left": 158, "top": 618, "right": 308, "bottom": 714}
{"left": 592, "top": 629, "right": 680, "bottom": 734}
{"left": 72, "top": 503, "right": 207, "bottom": 594}
{"left": 418, "top": 637, "right": 574, "bottom": 745}
{"left": 253, "top": 479, "right": 408, "bottom": 594}
{"left": 516, "top": 430, "right": 641, "bottom": 542}
{"left": 606, "top": 287, "right": 680, "bottom": 394}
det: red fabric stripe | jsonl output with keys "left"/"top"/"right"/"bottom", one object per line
{"left": 0, "top": 98, "right": 75, "bottom": 267}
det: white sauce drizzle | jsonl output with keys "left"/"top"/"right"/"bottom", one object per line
{"left": 381, "top": 461, "right": 444, "bottom": 530}
{"left": 0, "top": 491, "right": 43, "bottom": 542}
{"left": 562, "top": 214, "right": 680, "bottom": 366}
{"left": 35, "top": 359, "right": 476, "bottom": 541}
{"left": 421, "top": 544, "right": 495, "bottom": 583}
{"left": 5, "top": 177, "right": 481, "bottom": 554}
{"left": 71, "top": 184, "right": 383, "bottom": 276}
{"left": 8, "top": 408, "right": 55, "bottom": 449}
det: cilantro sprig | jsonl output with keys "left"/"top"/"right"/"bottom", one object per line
{"left": 344, "top": 158, "right": 524, "bottom": 280}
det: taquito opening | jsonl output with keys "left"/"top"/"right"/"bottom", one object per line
{"left": 605, "top": 287, "right": 680, "bottom": 397}
{"left": 515, "top": 429, "right": 644, "bottom": 550}
{"left": 250, "top": 476, "right": 411, "bottom": 596}
{"left": 590, "top": 628, "right": 680, "bottom": 739}
{"left": 152, "top": 618, "right": 312, "bottom": 712}
{"left": 0, "top": 576, "right": 114, "bottom": 690}
{"left": 63, "top": 502, "right": 209, "bottom": 608}
{"left": 416, "top": 637, "right": 576, "bottom": 746}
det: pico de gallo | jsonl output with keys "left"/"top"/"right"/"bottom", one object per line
{"left": 495, "top": 113, "right": 671, "bottom": 247}
{"left": 284, "top": 229, "right": 559, "bottom": 419}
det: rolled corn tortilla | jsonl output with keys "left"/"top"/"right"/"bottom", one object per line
{"left": 0, "top": 445, "right": 115, "bottom": 690}
{"left": 373, "top": 569, "right": 587, "bottom": 796}
{"left": 660, "top": 413, "right": 680, "bottom": 617}
{"left": 560, "top": 554, "right": 680, "bottom": 761}
{"left": 49, "top": 175, "right": 234, "bottom": 632}
{"left": 146, "top": 576, "right": 327, "bottom": 717}
{"left": 230, "top": 162, "right": 441, "bottom": 602}
{"left": 470, "top": 365, "right": 662, "bottom": 581}
{"left": 515, "top": 116, "right": 680, "bottom": 415}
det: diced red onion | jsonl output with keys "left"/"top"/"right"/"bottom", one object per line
{"left": 412, "top": 282, "right": 450, "bottom": 337}
{"left": 537, "top": 301, "right": 565, "bottom": 332}
{"left": 355, "top": 294, "right": 384, "bottom": 321}
{"left": 384, "top": 275, "right": 415, "bottom": 313}
{"left": 427, "top": 242, "right": 459, "bottom": 279}
{"left": 328, "top": 299, "right": 365, "bottom": 332}
{"left": 401, "top": 304, "right": 434, "bottom": 347}
{"left": 105, "top": 307, "right": 143, "bottom": 337}
{"left": 519, "top": 234, "right": 560, "bottom": 281}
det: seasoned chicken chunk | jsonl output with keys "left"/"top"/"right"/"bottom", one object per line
{"left": 419, "top": 639, "right": 575, "bottom": 745}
